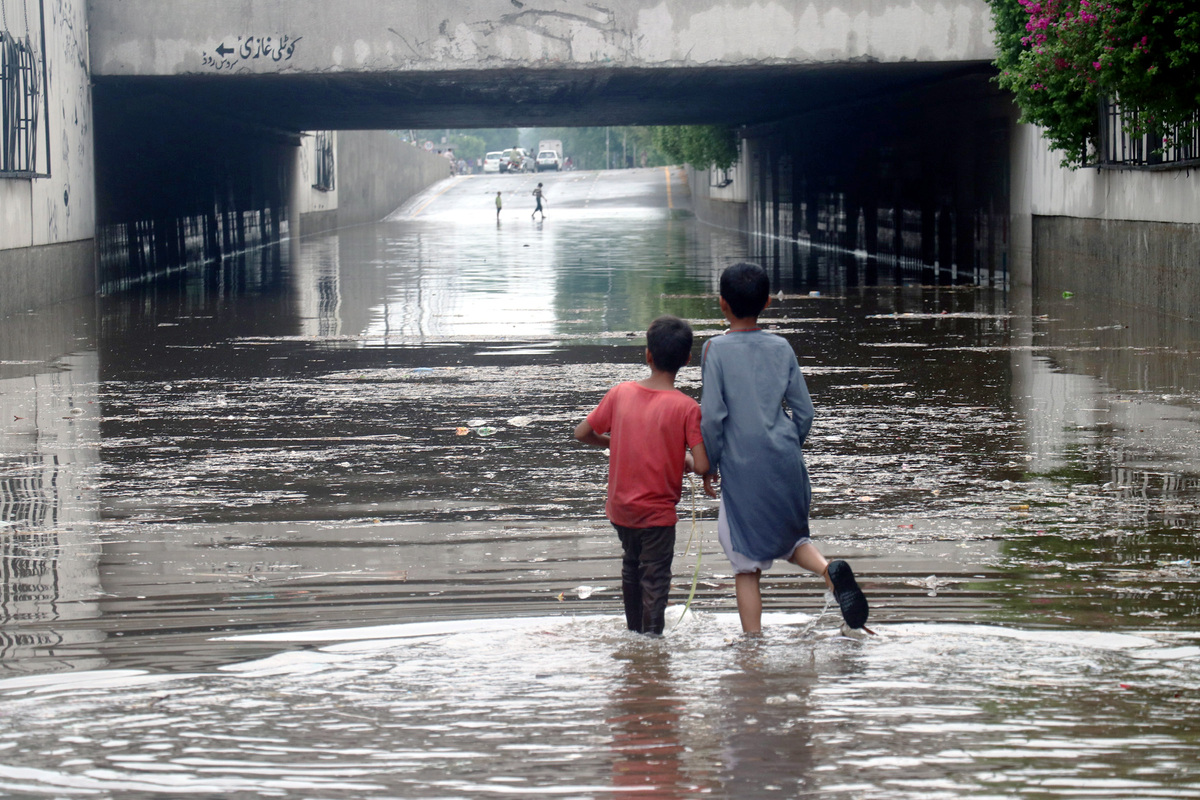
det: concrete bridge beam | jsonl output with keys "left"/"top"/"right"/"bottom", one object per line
{"left": 89, "top": 0, "right": 996, "bottom": 77}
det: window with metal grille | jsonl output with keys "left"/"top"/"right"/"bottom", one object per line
{"left": 1, "top": 0, "right": 47, "bottom": 179}
{"left": 1098, "top": 99, "right": 1200, "bottom": 170}
{"left": 313, "top": 130, "right": 335, "bottom": 191}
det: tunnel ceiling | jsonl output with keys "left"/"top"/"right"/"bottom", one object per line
{"left": 93, "top": 61, "right": 994, "bottom": 131}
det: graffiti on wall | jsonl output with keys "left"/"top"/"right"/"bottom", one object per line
{"left": 202, "top": 35, "right": 302, "bottom": 71}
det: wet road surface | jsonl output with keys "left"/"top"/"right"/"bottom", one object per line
{"left": 1, "top": 167, "right": 1199, "bottom": 797}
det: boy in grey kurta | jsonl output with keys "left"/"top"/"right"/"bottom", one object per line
{"left": 701, "top": 262, "right": 868, "bottom": 634}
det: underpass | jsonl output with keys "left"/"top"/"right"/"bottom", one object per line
{"left": 82, "top": 0, "right": 1011, "bottom": 293}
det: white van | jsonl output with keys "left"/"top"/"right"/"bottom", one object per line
{"left": 483, "top": 151, "right": 504, "bottom": 173}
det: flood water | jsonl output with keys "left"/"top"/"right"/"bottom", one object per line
{"left": 1, "top": 167, "right": 1199, "bottom": 798}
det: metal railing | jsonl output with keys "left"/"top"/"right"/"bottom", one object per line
{"left": 0, "top": 12, "right": 47, "bottom": 178}
{"left": 313, "top": 130, "right": 335, "bottom": 191}
{"left": 1098, "top": 99, "right": 1200, "bottom": 169}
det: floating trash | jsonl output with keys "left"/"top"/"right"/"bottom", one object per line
{"left": 506, "top": 416, "right": 534, "bottom": 428}
{"left": 1062, "top": 291, "right": 1075, "bottom": 298}
{"left": 905, "top": 575, "right": 952, "bottom": 596}
{"left": 475, "top": 427, "right": 498, "bottom": 437}
{"left": 574, "top": 585, "right": 606, "bottom": 599}
{"left": 455, "top": 427, "right": 470, "bottom": 436}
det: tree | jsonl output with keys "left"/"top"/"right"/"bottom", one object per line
{"left": 652, "top": 125, "right": 740, "bottom": 170}
{"left": 990, "top": 0, "right": 1200, "bottom": 167}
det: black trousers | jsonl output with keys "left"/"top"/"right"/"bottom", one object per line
{"left": 614, "top": 524, "right": 676, "bottom": 635}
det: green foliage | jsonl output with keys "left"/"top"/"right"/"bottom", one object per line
{"left": 652, "top": 125, "right": 740, "bottom": 171}
{"left": 989, "top": 0, "right": 1200, "bottom": 167}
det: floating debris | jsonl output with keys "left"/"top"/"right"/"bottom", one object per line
{"left": 905, "top": 574, "right": 954, "bottom": 596}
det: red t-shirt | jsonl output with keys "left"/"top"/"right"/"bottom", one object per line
{"left": 586, "top": 381, "right": 703, "bottom": 528}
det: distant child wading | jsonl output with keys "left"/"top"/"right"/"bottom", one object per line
{"left": 701, "top": 262, "right": 869, "bottom": 634}
{"left": 532, "top": 183, "right": 545, "bottom": 219}
{"left": 575, "top": 316, "right": 709, "bottom": 635}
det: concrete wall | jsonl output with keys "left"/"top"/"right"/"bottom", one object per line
{"left": 1032, "top": 217, "right": 1200, "bottom": 322}
{"left": 333, "top": 131, "right": 451, "bottom": 228}
{"left": 1011, "top": 122, "right": 1200, "bottom": 320}
{"left": 0, "top": 0, "right": 95, "bottom": 318}
{"left": 293, "top": 132, "right": 340, "bottom": 236}
{"left": 688, "top": 141, "right": 750, "bottom": 235}
{"left": 88, "top": 0, "right": 996, "bottom": 77}
{"left": 293, "top": 130, "right": 450, "bottom": 237}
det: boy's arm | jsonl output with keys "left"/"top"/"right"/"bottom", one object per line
{"left": 784, "top": 358, "right": 815, "bottom": 442}
{"left": 573, "top": 419, "right": 611, "bottom": 448}
{"left": 688, "top": 441, "right": 710, "bottom": 477}
{"left": 699, "top": 341, "right": 727, "bottom": 470}
{"left": 689, "top": 441, "right": 720, "bottom": 498}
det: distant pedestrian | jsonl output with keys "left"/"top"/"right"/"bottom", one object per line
{"left": 531, "top": 183, "right": 545, "bottom": 220}
{"left": 496, "top": 191, "right": 503, "bottom": 221}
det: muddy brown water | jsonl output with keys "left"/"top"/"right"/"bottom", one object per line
{"left": 1, "top": 169, "right": 1198, "bottom": 797}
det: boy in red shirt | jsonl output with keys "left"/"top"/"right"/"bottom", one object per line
{"left": 575, "top": 316, "right": 711, "bottom": 635}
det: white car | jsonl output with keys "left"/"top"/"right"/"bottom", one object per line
{"left": 483, "top": 151, "right": 504, "bottom": 174}
{"left": 535, "top": 150, "right": 561, "bottom": 171}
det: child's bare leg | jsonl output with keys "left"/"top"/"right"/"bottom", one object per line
{"left": 735, "top": 571, "right": 764, "bottom": 634}
{"left": 791, "top": 544, "right": 870, "bottom": 629}
{"left": 788, "top": 542, "right": 831, "bottom": 589}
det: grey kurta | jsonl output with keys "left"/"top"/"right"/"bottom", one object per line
{"left": 700, "top": 329, "right": 814, "bottom": 561}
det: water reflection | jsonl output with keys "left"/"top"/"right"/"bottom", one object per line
{"left": 608, "top": 644, "right": 689, "bottom": 797}
{"left": 1, "top": 615, "right": 1196, "bottom": 798}
{"left": 0, "top": 170, "right": 1198, "bottom": 795}
{"left": 0, "top": 299, "right": 105, "bottom": 672}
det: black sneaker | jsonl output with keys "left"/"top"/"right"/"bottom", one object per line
{"left": 827, "top": 560, "right": 868, "bottom": 629}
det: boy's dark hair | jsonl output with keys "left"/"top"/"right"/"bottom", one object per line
{"left": 646, "top": 315, "right": 693, "bottom": 374}
{"left": 720, "top": 262, "right": 771, "bottom": 319}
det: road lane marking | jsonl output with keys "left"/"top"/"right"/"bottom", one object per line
{"left": 408, "top": 176, "right": 467, "bottom": 218}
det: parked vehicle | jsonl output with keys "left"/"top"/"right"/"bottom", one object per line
{"left": 483, "top": 151, "right": 504, "bottom": 173}
{"left": 535, "top": 150, "right": 561, "bottom": 171}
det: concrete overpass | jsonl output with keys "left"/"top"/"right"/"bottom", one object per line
{"left": 88, "top": 0, "right": 997, "bottom": 128}
{"left": 9, "top": 0, "right": 1023, "bottom": 315}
